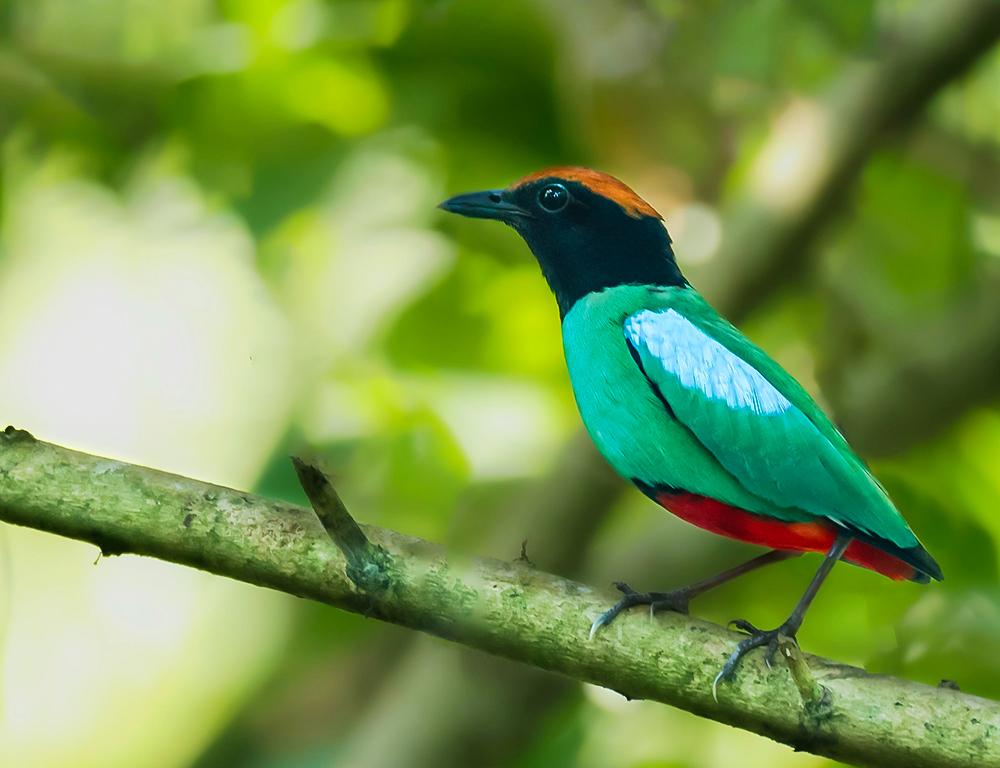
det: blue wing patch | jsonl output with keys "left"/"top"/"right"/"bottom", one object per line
{"left": 626, "top": 310, "right": 792, "bottom": 416}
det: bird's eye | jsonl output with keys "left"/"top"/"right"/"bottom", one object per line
{"left": 538, "top": 183, "right": 569, "bottom": 212}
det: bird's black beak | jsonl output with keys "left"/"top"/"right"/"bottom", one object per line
{"left": 438, "top": 190, "right": 530, "bottom": 222}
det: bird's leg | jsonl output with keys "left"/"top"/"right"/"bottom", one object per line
{"left": 714, "top": 536, "right": 851, "bottom": 693}
{"left": 589, "top": 549, "right": 801, "bottom": 639}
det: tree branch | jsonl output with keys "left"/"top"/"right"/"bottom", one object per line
{"left": 703, "top": 0, "right": 1000, "bottom": 321}
{"left": 1, "top": 428, "right": 997, "bottom": 768}
{"left": 823, "top": 265, "right": 1000, "bottom": 455}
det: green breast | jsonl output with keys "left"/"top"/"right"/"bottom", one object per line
{"left": 560, "top": 285, "right": 782, "bottom": 516}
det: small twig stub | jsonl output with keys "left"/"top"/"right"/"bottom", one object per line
{"left": 291, "top": 456, "right": 394, "bottom": 594}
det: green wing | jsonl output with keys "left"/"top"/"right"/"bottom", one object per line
{"left": 624, "top": 290, "right": 927, "bottom": 562}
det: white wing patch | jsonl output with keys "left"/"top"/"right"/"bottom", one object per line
{"left": 625, "top": 309, "right": 791, "bottom": 416}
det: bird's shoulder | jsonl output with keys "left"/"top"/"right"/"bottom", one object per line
{"left": 624, "top": 287, "right": 855, "bottom": 457}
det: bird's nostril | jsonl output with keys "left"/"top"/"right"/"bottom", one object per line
{"left": 488, "top": 192, "right": 501, "bottom": 203}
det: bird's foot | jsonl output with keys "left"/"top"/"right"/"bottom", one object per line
{"left": 589, "top": 582, "right": 690, "bottom": 640}
{"left": 712, "top": 618, "right": 796, "bottom": 700}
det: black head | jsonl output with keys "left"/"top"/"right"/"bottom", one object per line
{"left": 439, "top": 167, "right": 686, "bottom": 318}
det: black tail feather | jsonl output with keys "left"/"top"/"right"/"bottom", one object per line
{"left": 841, "top": 523, "right": 943, "bottom": 583}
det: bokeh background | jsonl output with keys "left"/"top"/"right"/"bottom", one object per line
{"left": 1, "top": 1, "right": 1000, "bottom": 766}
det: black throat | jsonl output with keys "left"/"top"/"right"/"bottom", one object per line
{"left": 510, "top": 189, "right": 687, "bottom": 319}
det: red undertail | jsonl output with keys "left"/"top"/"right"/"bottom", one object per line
{"left": 657, "top": 491, "right": 918, "bottom": 581}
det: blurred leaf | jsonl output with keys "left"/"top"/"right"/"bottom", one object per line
{"left": 252, "top": 431, "right": 311, "bottom": 508}
{"left": 513, "top": 692, "right": 586, "bottom": 768}
{"left": 844, "top": 151, "right": 975, "bottom": 309}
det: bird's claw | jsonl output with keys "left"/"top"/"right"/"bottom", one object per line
{"left": 726, "top": 618, "right": 761, "bottom": 634}
{"left": 712, "top": 620, "right": 796, "bottom": 702}
{"left": 588, "top": 613, "right": 610, "bottom": 641}
{"left": 588, "top": 582, "right": 690, "bottom": 640}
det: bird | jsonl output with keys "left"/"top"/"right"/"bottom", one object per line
{"left": 438, "top": 167, "right": 942, "bottom": 688}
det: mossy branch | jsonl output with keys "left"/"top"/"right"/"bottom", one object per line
{"left": 0, "top": 428, "right": 997, "bottom": 768}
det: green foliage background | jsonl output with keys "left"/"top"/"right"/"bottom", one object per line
{"left": 0, "top": 1, "right": 999, "bottom": 767}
